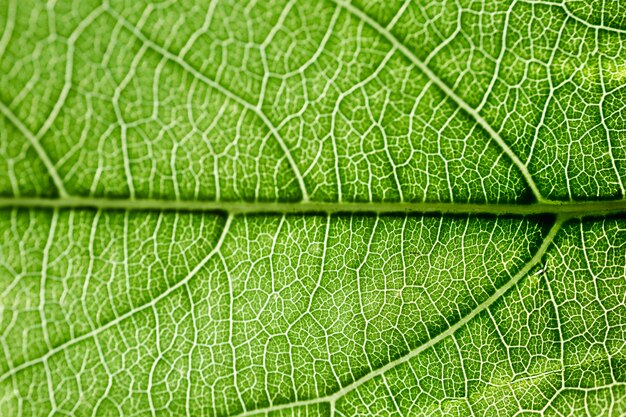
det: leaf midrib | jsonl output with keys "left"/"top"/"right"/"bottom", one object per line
{"left": 1, "top": 196, "right": 625, "bottom": 218}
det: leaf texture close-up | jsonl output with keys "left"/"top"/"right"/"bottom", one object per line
{"left": 1, "top": 0, "right": 625, "bottom": 416}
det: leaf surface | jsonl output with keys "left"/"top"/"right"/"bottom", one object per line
{"left": 0, "top": 0, "right": 625, "bottom": 415}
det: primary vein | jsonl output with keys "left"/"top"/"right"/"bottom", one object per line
{"left": 0, "top": 196, "right": 625, "bottom": 218}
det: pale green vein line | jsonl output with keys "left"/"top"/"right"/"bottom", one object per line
{"left": 0, "top": 0, "right": 16, "bottom": 61}
{"left": 1, "top": 196, "right": 625, "bottom": 217}
{"left": 0, "top": 101, "right": 69, "bottom": 198}
{"left": 331, "top": 0, "right": 547, "bottom": 203}
{"left": 0, "top": 214, "right": 233, "bottom": 385}
{"left": 231, "top": 218, "right": 564, "bottom": 416}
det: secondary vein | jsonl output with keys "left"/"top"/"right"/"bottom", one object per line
{"left": 231, "top": 218, "right": 564, "bottom": 416}
{"left": 331, "top": 0, "right": 546, "bottom": 203}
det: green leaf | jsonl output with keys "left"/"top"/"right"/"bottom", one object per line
{"left": 0, "top": 0, "right": 625, "bottom": 416}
